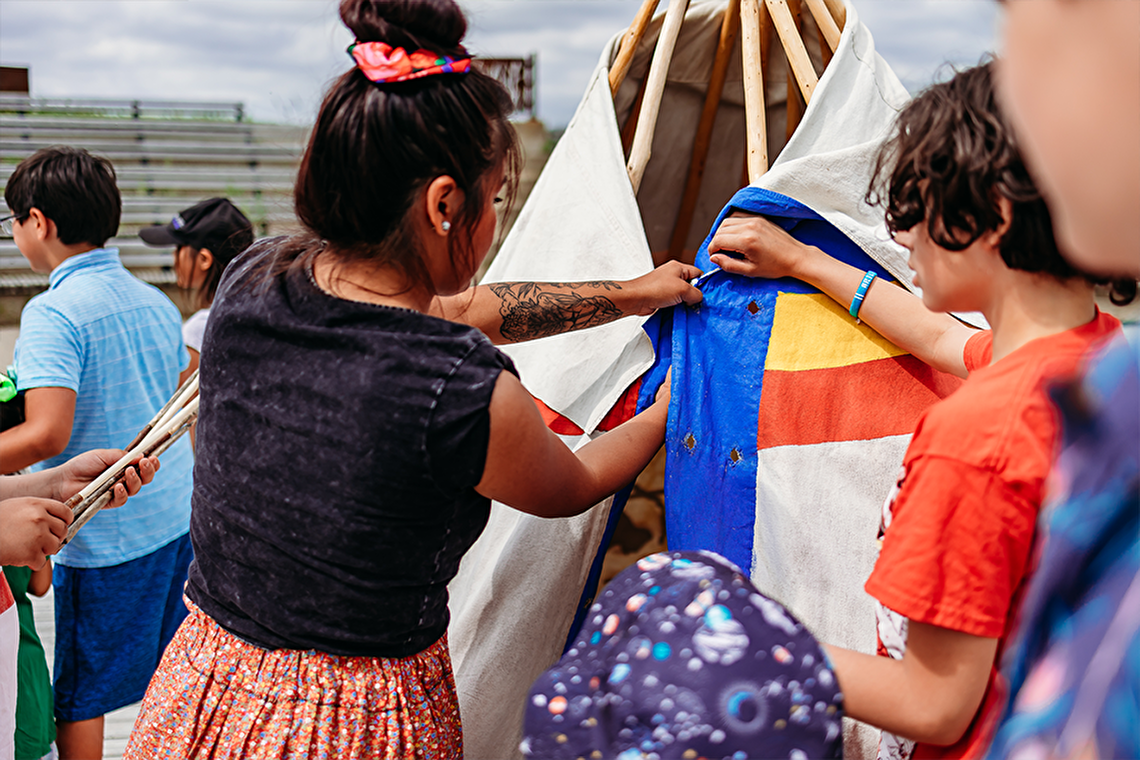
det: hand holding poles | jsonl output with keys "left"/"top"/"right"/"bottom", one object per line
{"left": 63, "top": 370, "right": 199, "bottom": 544}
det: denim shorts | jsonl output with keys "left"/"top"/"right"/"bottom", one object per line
{"left": 52, "top": 533, "right": 193, "bottom": 721}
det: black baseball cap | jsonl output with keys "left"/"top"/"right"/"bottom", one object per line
{"left": 139, "top": 197, "right": 252, "bottom": 252}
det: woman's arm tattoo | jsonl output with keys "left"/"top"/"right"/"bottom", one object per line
{"left": 488, "top": 281, "right": 624, "bottom": 341}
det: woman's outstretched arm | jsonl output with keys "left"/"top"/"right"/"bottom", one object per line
{"left": 430, "top": 261, "right": 704, "bottom": 344}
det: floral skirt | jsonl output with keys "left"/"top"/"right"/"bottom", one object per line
{"left": 125, "top": 598, "right": 462, "bottom": 760}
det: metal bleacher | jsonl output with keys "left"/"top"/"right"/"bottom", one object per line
{"left": 0, "top": 95, "right": 306, "bottom": 293}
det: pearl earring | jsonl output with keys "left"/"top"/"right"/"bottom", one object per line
{"left": 441, "top": 221, "right": 451, "bottom": 232}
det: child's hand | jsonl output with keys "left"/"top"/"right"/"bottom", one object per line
{"left": 0, "top": 497, "right": 72, "bottom": 569}
{"left": 28, "top": 559, "right": 52, "bottom": 597}
{"left": 708, "top": 213, "right": 816, "bottom": 280}
{"left": 655, "top": 368, "right": 672, "bottom": 408}
{"left": 52, "top": 449, "right": 160, "bottom": 507}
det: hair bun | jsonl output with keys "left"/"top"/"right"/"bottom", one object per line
{"left": 339, "top": 0, "right": 467, "bottom": 56}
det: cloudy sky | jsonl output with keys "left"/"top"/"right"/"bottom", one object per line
{"left": 0, "top": 0, "right": 999, "bottom": 128}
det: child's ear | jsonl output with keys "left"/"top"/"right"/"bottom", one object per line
{"left": 987, "top": 195, "right": 1014, "bottom": 248}
{"left": 26, "top": 207, "right": 55, "bottom": 243}
{"left": 196, "top": 248, "right": 215, "bottom": 271}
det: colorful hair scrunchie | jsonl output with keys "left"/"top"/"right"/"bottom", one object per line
{"left": 348, "top": 41, "right": 471, "bottom": 83}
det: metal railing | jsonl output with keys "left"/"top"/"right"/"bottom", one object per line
{"left": 0, "top": 95, "right": 245, "bottom": 122}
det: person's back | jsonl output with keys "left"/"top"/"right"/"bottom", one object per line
{"left": 0, "top": 145, "right": 193, "bottom": 759}
{"left": 15, "top": 250, "right": 192, "bottom": 562}
{"left": 865, "top": 314, "right": 1118, "bottom": 758}
{"left": 188, "top": 237, "right": 513, "bottom": 656}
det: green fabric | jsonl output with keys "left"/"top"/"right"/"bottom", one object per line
{"left": 2, "top": 566, "right": 55, "bottom": 760}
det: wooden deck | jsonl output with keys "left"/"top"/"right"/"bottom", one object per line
{"left": 30, "top": 588, "right": 139, "bottom": 760}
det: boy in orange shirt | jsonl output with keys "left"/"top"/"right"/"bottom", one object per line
{"left": 709, "top": 62, "right": 1134, "bottom": 758}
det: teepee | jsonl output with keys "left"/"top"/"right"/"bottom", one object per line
{"left": 447, "top": 3, "right": 951, "bottom": 758}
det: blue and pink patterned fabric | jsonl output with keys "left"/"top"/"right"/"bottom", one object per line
{"left": 987, "top": 334, "right": 1140, "bottom": 759}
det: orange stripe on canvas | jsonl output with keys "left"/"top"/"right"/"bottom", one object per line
{"left": 530, "top": 378, "right": 642, "bottom": 437}
{"left": 757, "top": 354, "right": 962, "bottom": 449}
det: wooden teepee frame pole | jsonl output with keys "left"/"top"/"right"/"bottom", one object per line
{"left": 609, "top": 0, "right": 663, "bottom": 96}
{"left": 765, "top": 0, "right": 818, "bottom": 105}
{"left": 803, "top": 0, "right": 841, "bottom": 51}
{"left": 616, "top": 0, "right": 846, "bottom": 216}
{"left": 667, "top": 0, "right": 742, "bottom": 260}
{"left": 784, "top": 0, "right": 805, "bottom": 140}
{"left": 626, "top": 0, "right": 692, "bottom": 193}
{"left": 821, "top": 0, "right": 846, "bottom": 30}
{"left": 741, "top": 0, "right": 769, "bottom": 183}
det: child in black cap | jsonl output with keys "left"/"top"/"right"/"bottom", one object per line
{"left": 139, "top": 197, "right": 254, "bottom": 375}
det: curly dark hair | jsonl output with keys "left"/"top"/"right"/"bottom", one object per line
{"left": 867, "top": 61, "right": 1135, "bottom": 305}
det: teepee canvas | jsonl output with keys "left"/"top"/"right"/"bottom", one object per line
{"left": 447, "top": 3, "right": 957, "bottom": 757}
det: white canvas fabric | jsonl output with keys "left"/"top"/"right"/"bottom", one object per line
{"left": 757, "top": 1, "right": 910, "bottom": 282}
{"left": 448, "top": 3, "right": 917, "bottom": 758}
{"left": 755, "top": 437, "right": 906, "bottom": 759}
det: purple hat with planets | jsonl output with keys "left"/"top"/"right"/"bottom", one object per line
{"left": 521, "top": 550, "right": 844, "bottom": 760}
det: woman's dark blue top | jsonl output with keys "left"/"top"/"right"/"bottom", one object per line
{"left": 186, "top": 239, "right": 516, "bottom": 658}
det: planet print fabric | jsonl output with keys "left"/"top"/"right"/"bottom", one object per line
{"left": 521, "top": 550, "right": 844, "bottom": 760}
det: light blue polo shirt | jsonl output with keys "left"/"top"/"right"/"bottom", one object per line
{"left": 15, "top": 248, "right": 194, "bottom": 568}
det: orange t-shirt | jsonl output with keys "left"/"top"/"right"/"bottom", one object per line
{"left": 864, "top": 310, "right": 1121, "bottom": 760}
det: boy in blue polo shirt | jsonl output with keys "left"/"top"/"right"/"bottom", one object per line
{"left": 0, "top": 146, "right": 194, "bottom": 759}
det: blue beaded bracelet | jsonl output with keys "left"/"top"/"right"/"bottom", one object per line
{"left": 848, "top": 270, "right": 877, "bottom": 323}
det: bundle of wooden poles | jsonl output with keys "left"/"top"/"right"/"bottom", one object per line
{"left": 609, "top": 0, "right": 845, "bottom": 261}
{"left": 63, "top": 369, "right": 200, "bottom": 544}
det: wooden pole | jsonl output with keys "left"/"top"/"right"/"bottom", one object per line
{"left": 821, "top": 0, "right": 846, "bottom": 31}
{"left": 65, "top": 400, "right": 199, "bottom": 544}
{"left": 760, "top": 0, "right": 772, "bottom": 73}
{"left": 741, "top": 0, "right": 769, "bottom": 182}
{"left": 626, "top": 0, "right": 691, "bottom": 193}
{"left": 63, "top": 372, "right": 198, "bottom": 512}
{"left": 785, "top": 0, "right": 804, "bottom": 141}
{"left": 817, "top": 22, "right": 834, "bottom": 69}
{"left": 123, "top": 368, "right": 197, "bottom": 451}
{"left": 764, "top": 0, "right": 818, "bottom": 105}
{"left": 667, "top": 0, "right": 742, "bottom": 261}
{"left": 804, "top": 0, "right": 841, "bottom": 52}
{"left": 620, "top": 74, "right": 651, "bottom": 157}
{"left": 65, "top": 396, "right": 199, "bottom": 543}
{"left": 609, "top": 0, "right": 663, "bottom": 97}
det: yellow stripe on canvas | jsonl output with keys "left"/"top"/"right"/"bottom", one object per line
{"left": 764, "top": 292, "right": 907, "bottom": 371}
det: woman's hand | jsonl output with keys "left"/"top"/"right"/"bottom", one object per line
{"left": 708, "top": 213, "right": 820, "bottom": 280}
{"left": 624, "top": 261, "right": 704, "bottom": 316}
